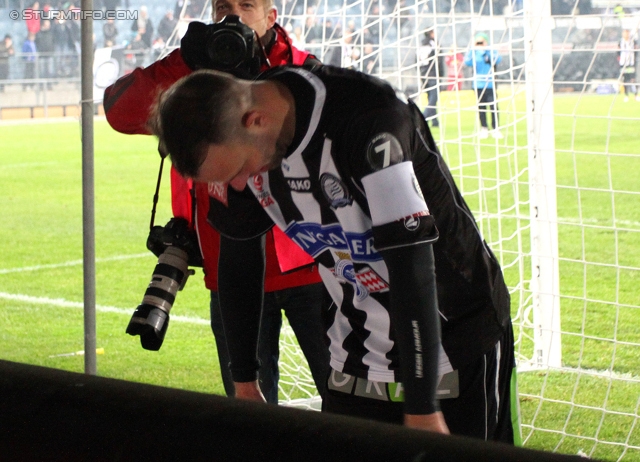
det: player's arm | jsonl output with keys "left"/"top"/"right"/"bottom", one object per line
{"left": 378, "top": 241, "right": 448, "bottom": 433}
{"left": 210, "top": 185, "right": 275, "bottom": 402}
{"left": 361, "top": 159, "right": 447, "bottom": 434}
{"left": 218, "top": 232, "right": 266, "bottom": 402}
{"left": 104, "top": 49, "right": 192, "bottom": 134}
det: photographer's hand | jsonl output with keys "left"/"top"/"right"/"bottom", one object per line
{"left": 180, "top": 21, "right": 211, "bottom": 70}
{"left": 234, "top": 380, "right": 266, "bottom": 403}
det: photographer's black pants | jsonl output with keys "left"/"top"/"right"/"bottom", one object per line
{"left": 476, "top": 87, "right": 499, "bottom": 130}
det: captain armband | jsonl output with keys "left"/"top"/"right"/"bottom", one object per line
{"left": 372, "top": 212, "right": 438, "bottom": 251}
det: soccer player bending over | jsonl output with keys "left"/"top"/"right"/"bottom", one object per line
{"left": 151, "top": 65, "right": 518, "bottom": 441}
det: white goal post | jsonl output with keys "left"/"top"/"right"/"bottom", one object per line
{"left": 523, "top": 0, "right": 562, "bottom": 370}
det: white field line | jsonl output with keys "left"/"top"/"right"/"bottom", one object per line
{"left": 0, "top": 252, "right": 209, "bottom": 325}
{"left": 518, "top": 361, "right": 640, "bottom": 382}
{"left": 0, "top": 116, "right": 107, "bottom": 126}
{"left": 0, "top": 291, "right": 210, "bottom": 326}
{"left": 0, "top": 253, "right": 152, "bottom": 275}
{"left": 1, "top": 161, "right": 60, "bottom": 169}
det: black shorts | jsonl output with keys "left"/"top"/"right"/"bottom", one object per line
{"left": 321, "top": 322, "right": 518, "bottom": 444}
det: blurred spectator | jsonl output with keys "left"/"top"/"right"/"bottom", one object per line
{"left": 578, "top": 0, "right": 592, "bottom": 14}
{"left": 304, "top": 15, "right": 322, "bottom": 44}
{"left": 619, "top": 29, "right": 639, "bottom": 102}
{"left": 22, "top": 32, "right": 37, "bottom": 90}
{"left": 445, "top": 49, "right": 464, "bottom": 90}
{"left": 290, "top": 24, "right": 306, "bottom": 50}
{"left": 187, "top": 0, "right": 207, "bottom": 17}
{"left": 464, "top": 32, "right": 503, "bottom": 139}
{"left": 340, "top": 32, "right": 360, "bottom": 69}
{"left": 35, "top": 18, "right": 54, "bottom": 85}
{"left": 103, "top": 0, "right": 121, "bottom": 12}
{"left": 52, "top": 15, "right": 78, "bottom": 77}
{"left": 0, "top": 34, "right": 15, "bottom": 91}
{"left": 322, "top": 18, "right": 335, "bottom": 40}
{"left": 126, "top": 31, "right": 147, "bottom": 51}
{"left": 103, "top": 18, "right": 118, "bottom": 47}
{"left": 418, "top": 29, "right": 441, "bottom": 127}
{"left": 157, "top": 10, "right": 177, "bottom": 44}
{"left": 131, "top": 5, "right": 154, "bottom": 48}
{"left": 174, "top": 0, "right": 188, "bottom": 19}
{"left": 344, "top": 19, "right": 357, "bottom": 38}
{"left": 25, "top": 2, "right": 41, "bottom": 36}
{"left": 613, "top": 4, "right": 625, "bottom": 18}
{"left": 362, "top": 42, "right": 378, "bottom": 74}
{"left": 68, "top": 5, "right": 81, "bottom": 73}
{"left": 363, "top": 2, "right": 382, "bottom": 44}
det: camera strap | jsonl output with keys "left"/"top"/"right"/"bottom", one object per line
{"left": 149, "top": 156, "right": 165, "bottom": 230}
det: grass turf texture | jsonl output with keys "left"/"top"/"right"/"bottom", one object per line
{"left": 0, "top": 120, "right": 222, "bottom": 395}
{"left": 1, "top": 89, "right": 639, "bottom": 459}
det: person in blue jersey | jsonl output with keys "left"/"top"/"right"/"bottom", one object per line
{"left": 464, "top": 32, "right": 503, "bottom": 139}
{"left": 149, "top": 65, "right": 518, "bottom": 442}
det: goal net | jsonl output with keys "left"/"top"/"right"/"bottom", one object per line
{"left": 169, "top": 0, "right": 640, "bottom": 458}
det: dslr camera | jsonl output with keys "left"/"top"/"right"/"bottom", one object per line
{"left": 206, "top": 14, "right": 260, "bottom": 75}
{"left": 181, "top": 15, "right": 262, "bottom": 78}
{"left": 126, "top": 217, "right": 201, "bottom": 351}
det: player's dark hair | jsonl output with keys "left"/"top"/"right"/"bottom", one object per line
{"left": 150, "top": 70, "right": 243, "bottom": 178}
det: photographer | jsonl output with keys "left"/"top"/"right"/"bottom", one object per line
{"left": 464, "top": 32, "right": 503, "bottom": 140}
{"left": 103, "top": 0, "right": 329, "bottom": 404}
{"left": 417, "top": 29, "right": 442, "bottom": 128}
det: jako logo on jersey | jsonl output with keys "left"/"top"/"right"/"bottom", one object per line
{"left": 284, "top": 221, "right": 382, "bottom": 263}
{"left": 402, "top": 211, "right": 429, "bottom": 232}
{"left": 366, "top": 132, "right": 403, "bottom": 171}
{"left": 320, "top": 173, "right": 353, "bottom": 208}
{"left": 287, "top": 178, "right": 312, "bottom": 192}
{"left": 404, "top": 217, "right": 420, "bottom": 231}
{"left": 404, "top": 215, "right": 420, "bottom": 231}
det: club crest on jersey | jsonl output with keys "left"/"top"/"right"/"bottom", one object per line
{"left": 334, "top": 259, "right": 369, "bottom": 301}
{"left": 320, "top": 173, "right": 352, "bottom": 209}
{"left": 366, "top": 132, "right": 403, "bottom": 171}
{"left": 356, "top": 266, "right": 389, "bottom": 293}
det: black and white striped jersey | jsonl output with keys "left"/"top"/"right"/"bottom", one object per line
{"left": 210, "top": 65, "right": 510, "bottom": 384}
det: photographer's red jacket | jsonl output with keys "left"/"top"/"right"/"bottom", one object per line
{"left": 103, "top": 30, "right": 321, "bottom": 292}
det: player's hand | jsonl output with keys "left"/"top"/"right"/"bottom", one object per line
{"left": 404, "top": 412, "right": 450, "bottom": 434}
{"left": 233, "top": 380, "right": 266, "bottom": 403}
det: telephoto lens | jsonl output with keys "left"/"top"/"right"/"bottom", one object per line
{"left": 126, "top": 246, "right": 192, "bottom": 350}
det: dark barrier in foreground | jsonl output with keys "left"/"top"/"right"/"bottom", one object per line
{"left": 0, "top": 360, "right": 588, "bottom": 462}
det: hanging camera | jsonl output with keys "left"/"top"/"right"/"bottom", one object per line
{"left": 126, "top": 154, "right": 202, "bottom": 351}
{"left": 126, "top": 242, "right": 193, "bottom": 351}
